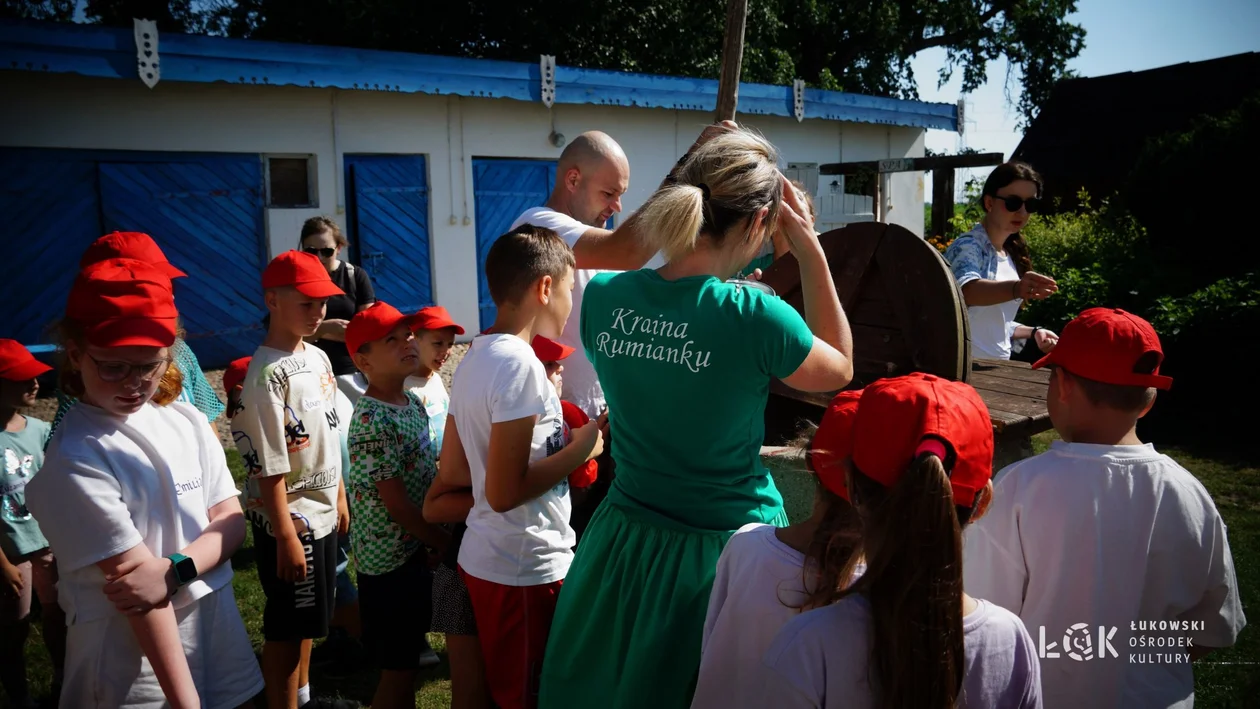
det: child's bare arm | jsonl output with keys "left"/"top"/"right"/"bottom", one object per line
{"left": 426, "top": 417, "right": 475, "bottom": 524}
{"left": 103, "top": 498, "right": 247, "bottom": 611}
{"left": 484, "top": 418, "right": 602, "bottom": 513}
{"left": 377, "top": 478, "right": 452, "bottom": 551}
{"left": 96, "top": 545, "right": 200, "bottom": 709}
{"left": 257, "top": 476, "right": 307, "bottom": 582}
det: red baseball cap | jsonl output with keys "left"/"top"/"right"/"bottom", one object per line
{"left": 66, "top": 258, "right": 179, "bottom": 348}
{"left": 0, "top": 340, "right": 53, "bottom": 381}
{"left": 1032, "top": 308, "right": 1173, "bottom": 390}
{"left": 80, "top": 232, "right": 187, "bottom": 280}
{"left": 261, "top": 250, "right": 345, "bottom": 298}
{"left": 412, "top": 306, "right": 465, "bottom": 335}
{"left": 532, "top": 335, "right": 574, "bottom": 362}
{"left": 851, "top": 373, "right": 994, "bottom": 507}
{"left": 346, "top": 301, "right": 416, "bottom": 355}
{"left": 808, "top": 389, "right": 862, "bottom": 501}
{"left": 222, "top": 356, "right": 252, "bottom": 393}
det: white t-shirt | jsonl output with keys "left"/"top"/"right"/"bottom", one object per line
{"left": 407, "top": 371, "right": 450, "bottom": 450}
{"left": 968, "top": 251, "right": 1022, "bottom": 360}
{"left": 694, "top": 524, "right": 810, "bottom": 708}
{"left": 695, "top": 523, "right": 866, "bottom": 709}
{"left": 232, "top": 344, "right": 342, "bottom": 540}
{"left": 451, "top": 334, "right": 574, "bottom": 586}
{"left": 964, "top": 441, "right": 1246, "bottom": 709}
{"left": 27, "top": 402, "right": 239, "bottom": 626}
{"left": 760, "top": 595, "right": 1042, "bottom": 709}
{"left": 511, "top": 206, "right": 608, "bottom": 419}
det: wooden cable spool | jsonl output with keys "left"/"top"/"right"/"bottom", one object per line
{"left": 760, "top": 221, "right": 971, "bottom": 443}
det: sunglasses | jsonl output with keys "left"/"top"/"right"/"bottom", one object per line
{"left": 991, "top": 194, "right": 1041, "bottom": 214}
{"left": 87, "top": 354, "right": 171, "bottom": 383}
{"left": 303, "top": 247, "right": 336, "bottom": 258}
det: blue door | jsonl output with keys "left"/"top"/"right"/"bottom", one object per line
{"left": 0, "top": 149, "right": 101, "bottom": 349}
{"left": 472, "top": 159, "right": 557, "bottom": 330}
{"left": 98, "top": 157, "right": 268, "bottom": 368}
{"left": 344, "top": 155, "right": 432, "bottom": 313}
{"left": 0, "top": 148, "right": 267, "bottom": 368}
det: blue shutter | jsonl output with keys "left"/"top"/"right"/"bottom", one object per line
{"left": 344, "top": 155, "right": 432, "bottom": 312}
{"left": 97, "top": 157, "right": 267, "bottom": 368}
{"left": 472, "top": 159, "right": 557, "bottom": 330}
{"left": 0, "top": 149, "right": 102, "bottom": 348}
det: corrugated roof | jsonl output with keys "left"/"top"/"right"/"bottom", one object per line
{"left": 0, "top": 18, "right": 958, "bottom": 131}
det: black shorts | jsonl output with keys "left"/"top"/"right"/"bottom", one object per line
{"left": 359, "top": 550, "right": 434, "bottom": 671}
{"left": 252, "top": 522, "right": 337, "bottom": 642}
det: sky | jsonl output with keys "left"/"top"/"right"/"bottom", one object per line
{"left": 915, "top": 0, "right": 1260, "bottom": 200}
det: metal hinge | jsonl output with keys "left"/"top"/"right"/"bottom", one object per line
{"left": 793, "top": 79, "right": 805, "bottom": 122}
{"left": 134, "top": 18, "right": 160, "bottom": 89}
{"left": 540, "top": 55, "right": 556, "bottom": 108}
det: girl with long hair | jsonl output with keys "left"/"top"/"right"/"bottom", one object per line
{"left": 944, "top": 162, "right": 1060, "bottom": 360}
{"left": 757, "top": 373, "right": 1042, "bottom": 709}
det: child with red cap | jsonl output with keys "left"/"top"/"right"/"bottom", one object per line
{"left": 50, "top": 232, "right": 225, "bottom": 445}
{"left": 405, "top": 305, "right": 464, "bottom": 450}
{"left": 26, "top": 259, "right": 263, "bottom": 708}
{"left": 230, "top": 250, "right": 351, "bottom": 709}
{"left": 757, "top": 373, "right": 1042, "bottom": 708}
{"left": 226, "top": 356, "right": 368, "bottom": 676}
{"left": 424, "top": 225, "right": 603, "bottom": 709}
{"left": 0, "top": 340, "right": 64, "bottom": 708}
{"left": 692, "top": 390, "right": 863, "bottom": 708}
{"left": 531, "top": 335, "right": 600, "bottom": 492}
{"left": 343, "top": 302, "right": 450, "bottom": 708}
{"left": 965, "top": 308, "right": 1245, "bottom": 709}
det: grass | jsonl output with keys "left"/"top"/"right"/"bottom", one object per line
{"left": 11, "top": 435, "right": 1258, "bottom": 707}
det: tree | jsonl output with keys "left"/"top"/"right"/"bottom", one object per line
{"left": 69, "top": 0, "right": 1084, "bottom": 125}
{"left": 0, "top": 0, "right": 75, "bottom": 22}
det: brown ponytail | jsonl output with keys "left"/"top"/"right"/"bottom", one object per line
{"left": 843, "top": 454, "right": 972, "bottom": 709}
{"left": 799, "top": 482, "right": 862, "bottom": 610}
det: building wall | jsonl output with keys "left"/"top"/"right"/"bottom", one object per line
{"left": 1, "top": 71, "right": 927, "bottom": 336}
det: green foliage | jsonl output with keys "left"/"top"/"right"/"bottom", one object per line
{"left": 62, "top": 0, "right": 1086, "bottom": 126}
{"left": 0, "top": 0, "right": 74, "bottom": 21}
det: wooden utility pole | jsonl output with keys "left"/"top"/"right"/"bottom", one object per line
{"left": 715, "top": 0, "right": 749, "bottom": 122}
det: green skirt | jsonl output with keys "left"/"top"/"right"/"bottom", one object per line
{"left": 538, "top": 497, "right": 789, "bottom": 709}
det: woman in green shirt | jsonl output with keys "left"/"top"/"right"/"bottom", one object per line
{"left": 538, "top": 127, "right": 855, "bottom": 708}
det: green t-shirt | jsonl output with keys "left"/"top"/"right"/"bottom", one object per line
{"left": 739, "top": 253, "right": 775, "bottom": 277}
{"left": 0, "top": 416, "right": 51, "bottom": 559}
{"left": 581, "top": 270, "right": 815, "bottom": 530}
{"left": 347, "top": 391, "right": 437, "bottom": 576}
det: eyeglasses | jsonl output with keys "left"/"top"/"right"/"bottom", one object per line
{"left": 992, "top": 194, "right": 1042, "bottom": 214}
{"left": 303, "top": 247, "right": 336, "bottom": 258}
{"left": 86, "top": 354, "right": 171, "bottom": 383}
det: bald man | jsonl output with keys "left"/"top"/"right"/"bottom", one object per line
{"left": 510, "top": 125, "right": 730, "bottom": 419}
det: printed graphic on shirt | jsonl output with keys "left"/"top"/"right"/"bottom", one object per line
{"left": 348, "top": 393, "right": 437, "bottom": 576}
{"left": 592, "top": 307, "right": 712, "bottom": 372}
{"left": 2, "top": 449, "right": 34, "bottom": 522}
{"left": 234, "top": 431, "right": 263, "bottom": 479}
{"left": 544, "top": 412, "right": 569, "bottom": 497}
{"left": 284, "top": 405, "right": 311, "bottom": 452}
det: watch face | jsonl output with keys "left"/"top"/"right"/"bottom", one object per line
{"left": 174, "top": 556, "right": 197, "bottom": 583}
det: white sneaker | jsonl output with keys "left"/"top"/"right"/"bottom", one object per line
{"left": 418, "top": 648, "right": 441, "bottom": 668}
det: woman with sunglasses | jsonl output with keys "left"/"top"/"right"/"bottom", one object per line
{"left": 945, "top": 161, "right": 1060, "bottom": 361}
{"left": 299, "top": 216, "right": 377, "bottom": 401}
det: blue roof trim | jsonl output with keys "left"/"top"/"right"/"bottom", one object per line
{"left": 0, "top": 19, "right": 957, "bottom": 131}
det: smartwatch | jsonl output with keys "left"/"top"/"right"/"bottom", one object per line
{"left": 167, "top": 553, "right": 198, "bottom": 590}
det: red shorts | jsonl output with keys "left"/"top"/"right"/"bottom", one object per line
{"left": 459, "top": 566, "right": 563, "bottom": 709}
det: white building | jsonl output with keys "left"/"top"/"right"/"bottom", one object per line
{"left": 0, "top": 18, "right": 958, "bottom": 367}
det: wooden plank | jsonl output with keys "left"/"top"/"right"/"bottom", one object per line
{"left": 715, "top": 0, "right": 749, "bottom": 122}
{"left": 973, "top": 367, "right": 1051, "bottom": 387}
{"left": 973, "top": 357, "right": 1039, "bottom": 371}
{"left": 970, "top": 372, "right": 1048, "bottom": 400}
{"left": 978, "top": 388, "right": 1050, "bottom": 420}
{"left": 931, "top": 168, "right": 955, "bottom": 240}
{"left": 820, "top": 152, "right": 1005, "bottom": 176}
